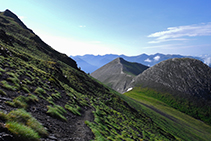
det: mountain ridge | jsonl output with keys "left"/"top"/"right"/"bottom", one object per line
{"left": 3, "top": 9, "right": 34, "bottom": 34}
{"left": 91, "top": 57, "right": 149, "bottom": 93}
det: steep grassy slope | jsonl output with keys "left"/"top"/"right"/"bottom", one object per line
{"left": 0, "top": 10, "right": 177, "bottom": 140}
{"left": 124, "top": 87, "right": 211, "bottom": 141}
{"left": 91, "top": 57, "right": 148, "bottom": 93}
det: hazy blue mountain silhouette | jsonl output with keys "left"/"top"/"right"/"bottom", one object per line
{"left": 71, "top": 53, "right": 202, "bottom": 73}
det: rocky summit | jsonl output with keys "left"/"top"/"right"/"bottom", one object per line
{"left": 127, "top": 58, "right": 211, "bottom": 100}
{"left": 91, "top": 57, "right": 149, "bottom": 93}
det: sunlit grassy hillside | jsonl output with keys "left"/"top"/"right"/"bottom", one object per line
{"left": 124, "top": 87, "right": 211, "bottom": 141}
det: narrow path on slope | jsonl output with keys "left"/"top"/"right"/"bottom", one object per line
{"left": 70, "top": 108, "right": 94, "bottom": 141}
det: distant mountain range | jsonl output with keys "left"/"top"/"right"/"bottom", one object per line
{"left": 71, "top": 53, "right": 210, "bottom": 73}
{"left": 91, "top": 57, "right": 149, "bottom": 93}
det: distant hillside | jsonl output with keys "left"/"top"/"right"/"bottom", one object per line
{"left": 126, "top": 58, "right": 211, "bottom": 125}
{"left": 91, "top": 57, "right": 149, "bottom": 93}
{"left": 72, "top": 53, "right": 203, "bottom": 73}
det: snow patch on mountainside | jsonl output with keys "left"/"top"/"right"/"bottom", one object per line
{"left": 145, "top": 58, "right": 152, "bottom": 62}
{"left": 154, "top": 55, "right": 160, "bottom": 61}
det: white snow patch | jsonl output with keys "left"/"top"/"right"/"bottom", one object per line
{"left": 154, "top": 55, "right": 160, "bottom": 61}
{"left": 127, "top": 87, "right": 133, "bottom": 92}
{"left": 144, "top": 58, "right": 152, "bottom": 62}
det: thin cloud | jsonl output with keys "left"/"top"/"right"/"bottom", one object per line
{"left": 148, "top": 23, "right": 211, "bottom": 43}
{"left": 79, "top": 25, "right": 86, "bottom": 28}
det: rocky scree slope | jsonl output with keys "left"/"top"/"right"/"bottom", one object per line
{"left": 127, "top": 58, "right": 211, "bottom": 100}
{"left": 0, "top": 10, "right": 176, "bottom": 141}
{"left": 91, "top": 57, "right": 149, "bottom": 93}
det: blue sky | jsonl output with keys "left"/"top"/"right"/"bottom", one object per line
{"left": 1, "top": 0, "right": 211, "bottom": 56}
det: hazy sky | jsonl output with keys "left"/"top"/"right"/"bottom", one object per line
{"left": 1, "top": 0, "right": 211, "bottom": 56}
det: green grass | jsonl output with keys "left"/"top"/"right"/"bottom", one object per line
{"left": 0, "top": 80, "right": 16, "bottom": 91}
{"left": 3, "top": 109, "right": 48, "bottom": 140}
{"left": 65, "top": 103, "right": 81, "bottom": 116}
{"left": 0, "top": 88, "right": 6, "bottom": 95}
{"left": 34, "top": 87, "right": 46, "bottom": 95}
{"left": 5, "top": 94, "right": 38, "bottom": 109}
{"left": 5, "top": 121, "right": 40, "bottom": 141}
{"left": 124, "top": 87, "right": 211, "bottom": 141}
{"left": 46, "top": 105, "right": 67, "bottom": 121}
{"left": 51, "top": 92, "right": 61, "bottom": 99}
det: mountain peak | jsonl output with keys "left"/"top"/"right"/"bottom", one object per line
{"left": 91, "top": 57, "right": 149, "bottom": 93}
{"left": 128, "top": 58, "right": 211, "bottom": 99}
{"left": 3, "top": 9, "right": 34, "bottom": 34}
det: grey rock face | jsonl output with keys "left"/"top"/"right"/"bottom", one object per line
{"left": 127, "top": 58, "right": 211, "bottom": 100}
{"left": 91, "top": 57, "right": 148, "bottom": 93}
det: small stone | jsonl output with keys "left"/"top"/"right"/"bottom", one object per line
{"left": 48, "top": 135, "right": 57, "bottom": 140}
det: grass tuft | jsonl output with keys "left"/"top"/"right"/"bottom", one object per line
{"left": 47, "top": 105, "right": 67, "bottom": 121}
{"left": 0, "top": 89, "right": 7, "bottom": 95}
{"left": 0, "top": 80, "right": 16, "bottom": 91}
{"left": 5, "top": 94, "right": 38, "bottom": 109}
{"left": 65, "top": 104, "right": 81, "bottom": 116}
{"left": 5, "top": 121, "right": 40, "bottom": 141}
{"left": 6, "top": 109, "right": 48, "bottom": 138}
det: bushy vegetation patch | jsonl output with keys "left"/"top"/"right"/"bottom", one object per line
{"left": 5, "top": 94, "right": 38, "bottom": 109}
{"left": 2, "top": 109, "right": 48, "bottom": 140}
{"left": 5, "top": 121, "right": 40, "bottom": 141}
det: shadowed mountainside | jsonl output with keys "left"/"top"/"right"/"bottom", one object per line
{"left": 91, "top": 57, "right": 149, "bottom": 93}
